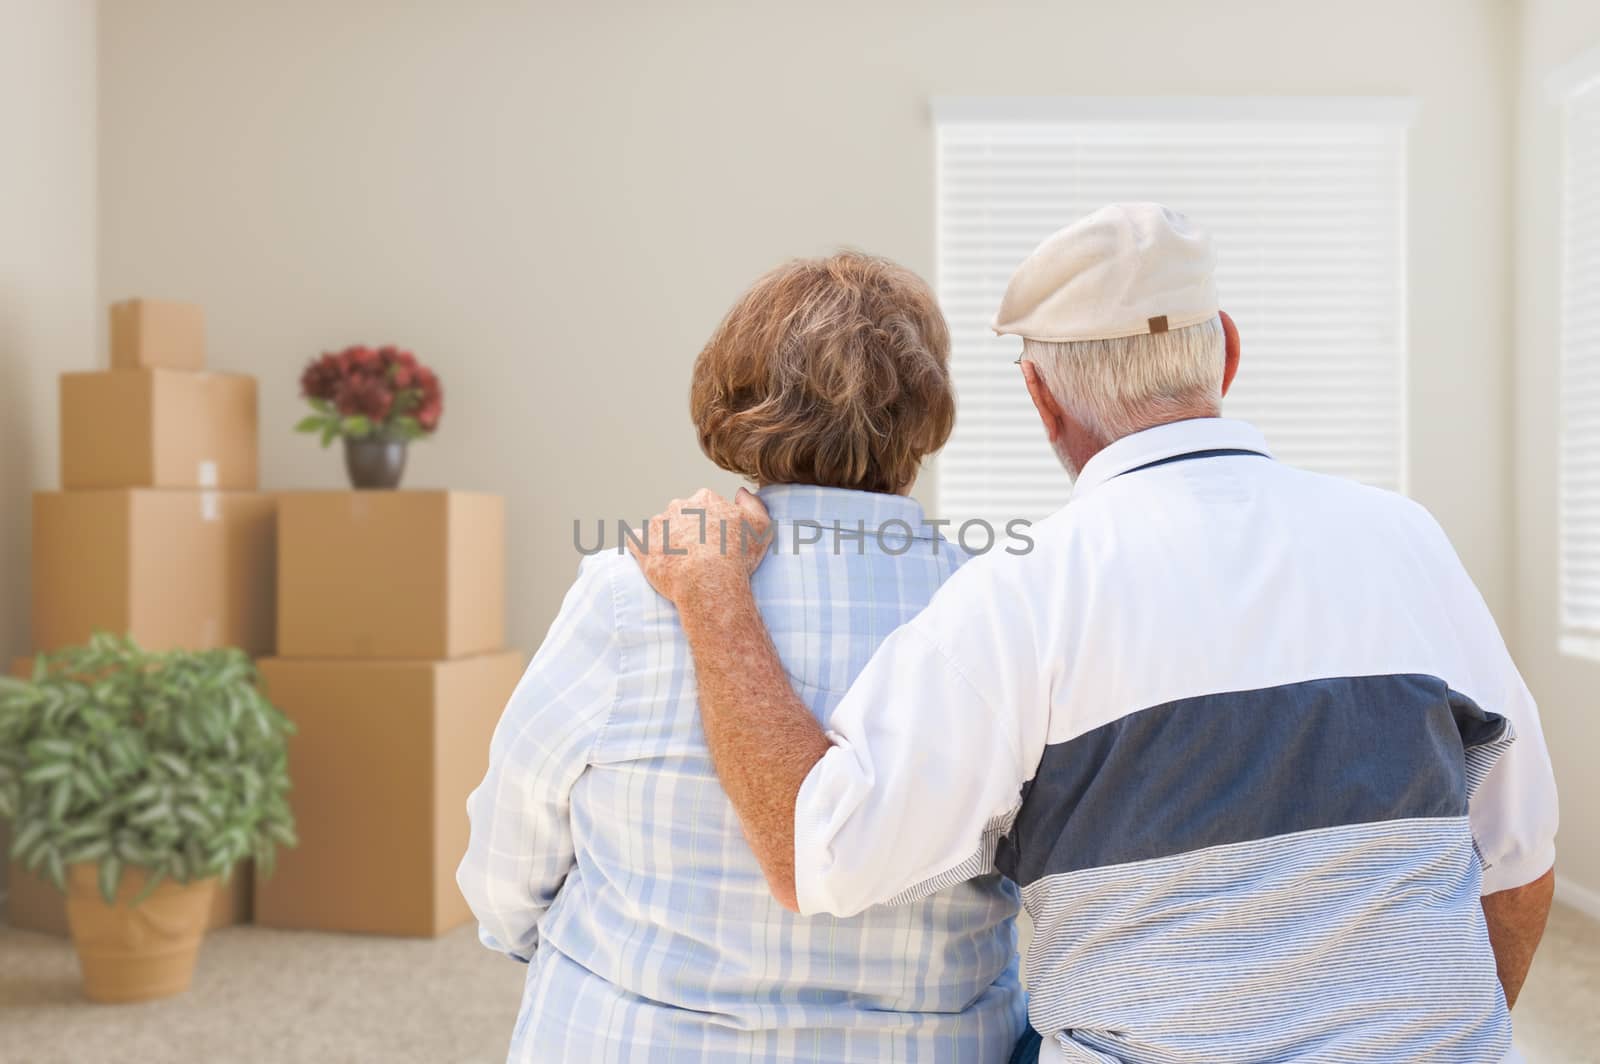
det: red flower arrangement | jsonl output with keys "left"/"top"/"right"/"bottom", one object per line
{"left": 295, "top": 345, "right": 443, "bottom": 446}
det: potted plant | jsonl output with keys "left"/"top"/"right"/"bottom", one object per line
{"left": 295, "top": 344, "right": 443, "bottom": 489}
{"left": 0, "top": 634, "right": 296, "bottom": 1003}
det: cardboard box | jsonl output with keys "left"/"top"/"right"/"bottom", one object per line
{"left": 253, "top": 651, "right": 524, "bottom": 936}
{"left": 60, "top": 369, "right": 257, "bottom": 490}
{"left": 31, "top": 491, "right": 277, "bottom": 656}
{"left": 277, "top": 492, "right": 505, "bottom": 660}
{"left": 110, "top": 299, "right": 205, "bottom": 371}
{"left": 3, "top": 660, "right": 251, "bottom": 933}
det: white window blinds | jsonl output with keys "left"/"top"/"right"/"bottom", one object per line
{"left": 1559, "top": 71, "right": 1600, "bottom": 657}
{"left": 933, "top": 98, "right": 1411, "bottom": 529}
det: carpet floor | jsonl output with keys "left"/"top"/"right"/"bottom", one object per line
{"left": 1, "top": 904, "right": 1595, "bottom": 1062}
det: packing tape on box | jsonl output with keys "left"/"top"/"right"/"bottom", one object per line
{"left": 200, "top": 491, "right": 220, "bottom": 522}
{"left": 198, "top": 459, "right": 218, "bottom": 488}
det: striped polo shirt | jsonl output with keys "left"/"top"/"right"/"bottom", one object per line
{"left": 793, "top": 417, "right": 1559, "bottom": 1063}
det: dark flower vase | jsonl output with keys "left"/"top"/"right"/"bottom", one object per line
{"left": 344, "top": 436, "right": 407, "bottom": 490}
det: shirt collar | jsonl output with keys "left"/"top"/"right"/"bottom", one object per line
{"left": 756, "top": 484, "right": 934, "bottom": 541}
{"left": 1071, "top": 418, "right": 1274, "bottom": 500}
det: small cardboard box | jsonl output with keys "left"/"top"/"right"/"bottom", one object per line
{"left": 31, "top": 491, "right": 277, "bottom": 657}
{"left": 60, "top": 369, "right": 257, "bottom": 490}
{"left": 276, "top": 491, "right": 505, "bottom": 660}
{"left": 3, "top": 659, "right": 252, "bottom": 933}
{"left": 253, "top": 651, "right": 524, "bottom": 937}
{"left": 109, "top": 299, "right": 205, "bottom": 371}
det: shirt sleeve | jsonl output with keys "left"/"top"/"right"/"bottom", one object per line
{"left": 792, "top": 558, "right": 1048, "bottom": 917}
{"left": 1471, "top": 666, "right": 1558, "bottom": 895}
{"left": 1411, "top": 506, "right": 1559, "bottom": 895}
{"left": 456, "top": 555, "right": 619, "bottom": 960}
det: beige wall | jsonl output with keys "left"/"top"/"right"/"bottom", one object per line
{"left": 95, "top": 0, "right": 1519, "bottom": 656}
{"left": 1514, "top": 1, "right": 1600, "bottom": 905}
{"left": 0, "top": 0, "right": 97, "bottom": 663}
{"left": 0, "top": 0, "right": 97, "bottom": 898}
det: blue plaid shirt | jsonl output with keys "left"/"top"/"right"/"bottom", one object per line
{"left": 459, "top": 484, "right": 1025, "bottom": 1063}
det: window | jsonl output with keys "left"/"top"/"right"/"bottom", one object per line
{"left": 1556, "top": 59, "right": 1600, "bottom": 659}
{"left": 933, "top": 98, "right": 1411, "bottom": 529}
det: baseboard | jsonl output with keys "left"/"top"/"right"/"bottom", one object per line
{"left": 1555, "top": 874, "right": 1600, "bottom": 923}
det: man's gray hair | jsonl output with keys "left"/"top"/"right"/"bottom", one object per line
{"left": 1022, "top": 315, "right": 1225, "bottom": 444}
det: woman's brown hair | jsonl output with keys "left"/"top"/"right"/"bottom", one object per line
{"left": 690, "top": 252, "right": 955, "bottom": 495}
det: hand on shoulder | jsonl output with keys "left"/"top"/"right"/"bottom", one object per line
{"left": 626, "top": 487, "right": 772, "bottom": 607}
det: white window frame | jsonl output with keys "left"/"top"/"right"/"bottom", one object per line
{"left": 1550, "top": 47, "right": 1600, "bottom": 662}
{"left": 931, "top": 96, "right": 1414, "bottom": 530}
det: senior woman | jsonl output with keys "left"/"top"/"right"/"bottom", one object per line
{"left": 458, "top": 252, "right": 1024, "bottom": 1062}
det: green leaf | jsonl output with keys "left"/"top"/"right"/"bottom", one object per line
{"left": 116, "top": 836, "right": 154, "bottom": 865}
{"left": 130, "top": 802, "right": 171, "bottom": 827}
{"left": 9, "top": 819, "right": 44, "bottom": 860}
{"left": 294, "top": 414, "right": 326, "bottom": 433}
{"left": 153, "top": 752, "right": 191, "bottom": 779}
{"left": 58, "top": 819, "right": 104, "bottom": 845}
{"left": 40, "top": 690, "right": 68, "bottom": 729}
{"left": 320, "top": 421, "right": 339, "bottom": 448}
{"left": 124, "top": 782, "right": 161, "bottom": 807}
{"left": 47, "top": 776, "right": 74, "bottom": 822}
{"left": 105, "top": 736, "right": 134, "bottom": 772}
{"left": 130, "top": 867, "right": 164, "bottom": 907}
{"left": 66, "top": 838, "right": 110, "bottom": 864}
{"left": 85, "top": 750, "right": 112, "bottom": 791}
{"left": 340, "top": 415, "right": 372, "bottom": 438}
{"left": 72, "top": 768, "right": 102, "bottom": 803}
{"left": 99, "top": 855, "right": 122, "bottom": 905}
{"left": 308, "top": 397, "right": 333, "bottom": 414}
{"left": 44, "top": 847, "right": 65, "bottom": 892}
{"left": 26, "top": 739, "right": 75, "bottom": 762}
{"left": 23, "top": 761, "right": 71, "bottom": 785}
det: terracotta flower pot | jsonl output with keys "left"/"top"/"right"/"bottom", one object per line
{"left": 64, "top": 863, "right": 217, "bottom": 1004}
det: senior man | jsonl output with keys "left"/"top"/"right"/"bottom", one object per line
{"left": 630, "top": 204, "right": 1559, "bottom": 1063}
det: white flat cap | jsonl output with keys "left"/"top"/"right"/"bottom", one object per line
{"left": 992, "top": 202, "right": 1218, "bottom": 343}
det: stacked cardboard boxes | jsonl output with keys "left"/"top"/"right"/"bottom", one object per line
{"left": 255, "top": 491, "right": 522, "bottom": 937}
{"left": 9, "top": 299, "right": 275, "bottom": 934}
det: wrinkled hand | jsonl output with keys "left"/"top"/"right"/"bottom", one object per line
{"left": 627, "top": 487, "right": 772, "bottom": 607}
